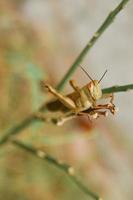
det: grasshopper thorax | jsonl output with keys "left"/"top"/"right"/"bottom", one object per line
{"left": 87, "top": 80, "right": 102, "bottom": 101}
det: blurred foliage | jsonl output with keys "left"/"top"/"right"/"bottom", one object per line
{"left": 0, "top": 1, "right": 133, "bottom": 200}
{"left": 0, "top": 1, "right": 46, "bottom": 132}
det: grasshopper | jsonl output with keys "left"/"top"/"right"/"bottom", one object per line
{"left": 37, "top": 66, "right": 117, "bottom": 125}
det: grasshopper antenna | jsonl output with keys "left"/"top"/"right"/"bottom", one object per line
{"left": 80, "top": 65, "right": 95, "bottom": 84}
{"left": 98, "top": 69, "right": 108, "bottom": 83}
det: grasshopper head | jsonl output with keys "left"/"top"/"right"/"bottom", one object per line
{"left": 88, "top": 80, "right": 102, "bottom": 100}
{"left": 80, "top": 66, "right": 107, "bottom": 101}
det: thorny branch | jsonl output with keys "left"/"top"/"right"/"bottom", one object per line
{"left": 13, "top": 140, "right": 102, "bottom": 200}
{"left": 0, "top": 0, "right": 131, "bottom": 199}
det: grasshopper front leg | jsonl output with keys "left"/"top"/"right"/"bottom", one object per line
{"left": 102, "top": 93, "right": 114, "bottom": 103}
{"left": 100, "top": 93, "right": 117, "bottom": 114}
{"left": 79, "top": 109, "right": 108, "bottom": 120}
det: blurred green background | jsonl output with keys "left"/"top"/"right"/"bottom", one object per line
{"left": 0, "top": 1, "right": 133, "bottom": 200}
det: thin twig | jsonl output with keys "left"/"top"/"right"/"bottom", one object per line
{"left": 57, "top": 0, "right": 129, "bottom": 91}
{"left": 13, "top": 140, "right": 102, "bottom": 200}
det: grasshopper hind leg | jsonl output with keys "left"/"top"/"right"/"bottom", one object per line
{"left": 45, "top": 84, "right": 76, "bottom": 110}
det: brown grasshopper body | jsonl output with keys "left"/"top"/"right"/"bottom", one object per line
{"left": 37, "top": 68, "right": 117, "bottom": 125}
{"left": 45, "top": 80, "right": 116, "bottom": 117}
{"left": 46, "top": 80, "right": 102, "bottom": 113}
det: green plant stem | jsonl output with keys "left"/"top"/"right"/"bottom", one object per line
{"left": 0, "top": 104, "right": 48, "bottom": 146}
{"left": 0, "top": 83, "right": 133, "bottom": 146}
{"left": 57, "top": 0, "right": 129, "bottom": 91}
{"left": 0, "top": 116, "right": 36, "bottom": 145}
{"left": 102, "top": 83, "right": 133, "bottom": 94}
{"left": 13, "top": 140, "right": 101, "bottom": 200}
